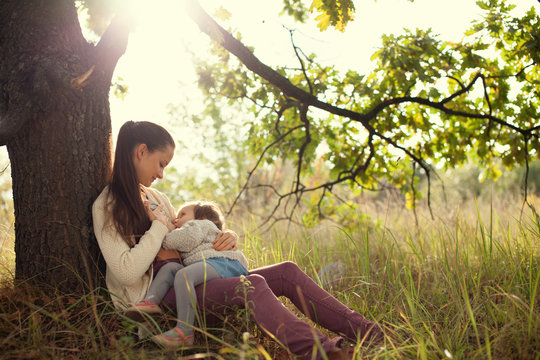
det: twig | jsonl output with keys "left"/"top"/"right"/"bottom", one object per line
{"left": 226, "top": 125, "right": 303, "bottom": 216}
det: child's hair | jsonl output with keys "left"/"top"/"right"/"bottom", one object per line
{"left": 186, "top": 201, "right": 225, "bottom": 230}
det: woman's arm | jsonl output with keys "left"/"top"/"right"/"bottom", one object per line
{"left": 92, "top": 193, "right": 168, "bottom": 286}
{"left": 213, "top": 230, "right": 238, "bottom": 251}
{"left": 146, "top": 202, "right": 175, "bottom": 232}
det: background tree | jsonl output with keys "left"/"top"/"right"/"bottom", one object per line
{"left": 0, "top": 0, "right": 130, "bottom": 292}
{"left": 186, "top": 0, "right": 539, "bottom": 228}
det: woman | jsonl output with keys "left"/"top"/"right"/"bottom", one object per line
{"left": 92, "top": 121, "right": 385, "bottom": 360}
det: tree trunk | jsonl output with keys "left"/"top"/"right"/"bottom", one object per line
{"left": 8, "top": 97, "right": 112, "bottom": 292}
{"left": 0, "top": 0, "right": 127, "bottom": 293}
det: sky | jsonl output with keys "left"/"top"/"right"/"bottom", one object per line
{"left": 0, "top": 0, "right": 538, "bottom": 181}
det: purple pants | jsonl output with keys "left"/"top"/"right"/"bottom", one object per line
{"left": 154, "top": 260, "right": 383, "bottom": 359}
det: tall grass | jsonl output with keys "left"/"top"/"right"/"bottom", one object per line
{"left": 240, "top": 193, "right": 539, "bottom": 359}
{"left": 0, "top": 193, "right": 538, "bottom": 359}
{"left": 0, "top": 222, "right": 14, "bottom": 282}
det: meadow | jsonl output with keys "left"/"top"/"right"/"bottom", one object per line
{"left": 0, "top": 185, "right": 538, "bottom": 359}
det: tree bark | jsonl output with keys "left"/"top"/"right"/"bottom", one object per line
{"left": 0, "top": 0, "right": 127, "bottom": 293}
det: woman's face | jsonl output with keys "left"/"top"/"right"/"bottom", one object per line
{"left": 133, "top": 144, "right": 174, "bottom": 187}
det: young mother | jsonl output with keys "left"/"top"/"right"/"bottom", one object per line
{"left": 92, "top": 121, "right": 385, "bottom": 360}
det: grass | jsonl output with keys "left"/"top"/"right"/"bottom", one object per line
{"left": 0, "top": 220, "right": 14, "bottom": 281}
{"left": 0, "top": 194, "right": 539, "bottom": 359}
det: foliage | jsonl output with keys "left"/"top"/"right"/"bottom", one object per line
{"left": 280, "top": 0, "right": 358, "bottom": 32}
{"left": 309, "top": 0, "right": 355, "bottom": 32}
{"left": 0, "top": 154, "right": 13, "bottom": 281}
{"left": 187, "top": 0, "right": 539, "bottom": 228}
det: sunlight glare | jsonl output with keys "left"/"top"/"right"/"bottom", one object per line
{"left": 111, "top": 0, "right": 204, "bottom": 134}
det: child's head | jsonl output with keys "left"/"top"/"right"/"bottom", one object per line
{"left": 173, "top": 201, "right": 225, "bottom": 230}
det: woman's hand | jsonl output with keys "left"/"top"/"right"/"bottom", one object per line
{"left": 143, "top": 200, "right": 158, "bottom": 222}
{"left": 213, "top": 230, "right": 238, "bottom": 251}
{"left": 144, "top": 201, "right": 174, "bottom": 231}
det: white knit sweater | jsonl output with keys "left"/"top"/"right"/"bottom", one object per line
{"left": 92, "top": 186, "right": 175, "bottom": 309}
{"left": 163, "top": 219, "right": 248, "bottom": 268}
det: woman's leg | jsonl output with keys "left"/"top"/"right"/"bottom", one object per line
{"left": 194, "top": 274, "right": 342, "bottom": 360}
{"left": 250, "top": 261, "right": 384, "bottom": 343}
{"left": 159, "top": 262, "right": 379, "bottom": 359}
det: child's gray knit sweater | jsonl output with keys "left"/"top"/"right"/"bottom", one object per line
{"left": 162, "top": 219, "right": 248, "bottom": 268}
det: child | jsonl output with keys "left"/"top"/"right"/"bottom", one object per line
{"left": 125, "top": 201, "right": 249, "bottom": 349}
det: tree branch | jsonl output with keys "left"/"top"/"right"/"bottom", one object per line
{"left": 226, "top": 124, "right": 304, "bottom": 216}
{"left": 88, "top": 14, "right": 131, "bottom": 88}
{"left": 185, "top": 0, "right": 372, "bottom": 130}
{"left": 275, "top": 101, "right": 300, "bottom": 135}
{"left": 295, "top": 104, "right": 311, "bottom": 193}
{"left": 288, "top": 28, "right": 313, "bottom": 95}
{"left": 188, "top": 0, "right": 538, "bottom": 227}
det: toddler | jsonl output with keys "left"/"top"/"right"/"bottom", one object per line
{"left": 125, "top": 201, "right": 248, "bottom": 349}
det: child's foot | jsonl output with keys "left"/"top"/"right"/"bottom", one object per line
{"left": 124, "top": 300, "right": 163, "bottom": 322}
{"left": 151, "top": 327, "right": 194, "bottom": 350}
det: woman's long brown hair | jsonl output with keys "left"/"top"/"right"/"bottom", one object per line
{"left": 108, "top": 121, "right": 174, "bottom": 246}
